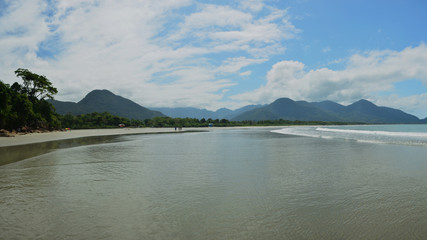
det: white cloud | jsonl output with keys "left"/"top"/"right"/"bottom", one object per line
{"left": 167, "top": 4, "right": 297, "bottom": 57}
{"left": 0, "top": 0, "right": 297, "bottom": 111}
{"left": 231, "top": 44, "right": 427, "bottom": 116}
{"left": 239, "top": 0, "right": 265, "bottom": 12}
{"left": 0, "top": 0, "right": 50, "bottom": 77}
{"left": 183, "top": 4, "right": 252, "bottom": 28}
{"left": 166, "top": 4, "right": 253, "bottom": 43}
{"left": 240, "top": 71, "right": 252, "bottom": 76}
{"left": 216, "top": 57, "right": 267, "bottom": 74}
{"left": 8, "top": 0, "right": 425, "bottom": 118}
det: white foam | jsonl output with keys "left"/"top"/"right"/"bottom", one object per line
{"left": 271, "top": 128, "right": 321, "bottom": 138}
{"left": 316, "top": 127, "right": 427, "bottom": 138}
{"left": 271, "top": 126, "right": 427, "bottom": 147}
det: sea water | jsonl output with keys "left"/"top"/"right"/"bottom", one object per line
{"left": 272, "top": 124, "right": 427, "bottom": 146}
{"left": 1, "top": 127, "right": 427, "bottom": 239}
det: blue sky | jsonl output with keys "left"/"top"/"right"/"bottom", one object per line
{"left": 1, "top": 0, "right": 427, "bottom": 118}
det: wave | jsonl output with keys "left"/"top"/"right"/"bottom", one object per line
{"left": 271, "top": 128, "right": 320, "bottom": 138}
{"left": 315, "top": 127, "right": 427, "bottom": 138}
{"left": 271, "top": 126, "right": 427, "bottom": 147}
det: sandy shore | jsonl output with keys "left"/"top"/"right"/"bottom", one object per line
{"left": 0, "top": 126, "right": 284, "bottom": 148}
{"left": 0, "top": 128, "right": 205, "bottom": 147}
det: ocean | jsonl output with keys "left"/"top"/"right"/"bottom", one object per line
{"left": 1, "top": 125, "right": 427, "bottom": 239}
{"left": 272, "top": 124, "right": 427, "bottom": 146}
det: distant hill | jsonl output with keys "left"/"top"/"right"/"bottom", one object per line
{"left": 49, "top": 90, "right": 422, "bottom": 123}
{"left": 312, "top": 100, "right": 347, "bottom": 113}
{"left": 232, "top": 98, "right": 421, "bottom": 124}
{"left": 342, "top": 99, "right": 420, "bottom": 123}
{"left": 152, "top": 104, "right": 264, "bottom": 120}
{"left": 150, "top": 107, "right": 219, "bottom": 119}
{"left": 230, "top": 104, "right": 266, "bottom": 118}
{"left": 233, "top": 98, "right": 341, "bottom": 122}
{"left": 49, "top": 90, "right": 165, "bottom": 120}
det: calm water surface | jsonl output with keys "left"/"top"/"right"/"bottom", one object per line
{"left": 1, "top": 128, "right": 427, "bottom": 239}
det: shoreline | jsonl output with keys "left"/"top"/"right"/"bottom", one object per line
{"left": 0, "top": 128, "right": 205, "bottom": 148}
{"left": 0, "top": 126, "right": 281, "bottom": 166}
{"left": 0, "top": 126, "right": 284, "bottom": 148}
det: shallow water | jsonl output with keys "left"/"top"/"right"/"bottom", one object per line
{"left": 1, "top": 128, "right": 427, "bottom": 239}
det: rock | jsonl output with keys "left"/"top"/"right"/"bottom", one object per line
{"left": 0, "top": 129, "right": 15, "bottom": 137}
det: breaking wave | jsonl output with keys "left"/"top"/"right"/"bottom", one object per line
{"left": 272, "top": 125, "right": 427, "bottom": 147}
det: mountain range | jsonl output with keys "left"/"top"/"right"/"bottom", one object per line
{"left": 232, "top": 98, "right": 422, "bottom": 124}
{"left": 151, "top": 105, "right": 264, "bottom": 120}
{"left": 49, "top": 89, "right": 427, "bottom": 124}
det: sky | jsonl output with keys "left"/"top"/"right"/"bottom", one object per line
{"left": 1, "top": 0, "right": 427, "bottom": 118}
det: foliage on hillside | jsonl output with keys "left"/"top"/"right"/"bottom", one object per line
{"left": 61, "top": 112, "right": 144, "bottom": 129}
{"left": 144, "top": 117, "right": 233, "bottom": 128}
{"left": 60, "top": 115, "right": 351, "bottom": 129}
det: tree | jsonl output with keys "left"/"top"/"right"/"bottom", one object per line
{"left": 0, "top": 70, "right": 61, "bottom": 130}
{"left": 14, "top": 68, "right": 58, "bottom": 101}
{"left": 0, "top": 81, "right": 12, "bottom": 128}
{"left": 11, "top": 93, "right": 34, "bottom": 129}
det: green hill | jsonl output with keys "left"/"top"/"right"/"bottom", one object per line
{"left": 49, "top": 90, "right": 165, "bottom": 120}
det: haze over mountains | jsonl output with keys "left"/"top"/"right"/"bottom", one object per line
{"left": 49, "top": 89, "right": 427, "bottom": 124}
{"left": 151, "top": 105, "right": 264, "bottom": 121}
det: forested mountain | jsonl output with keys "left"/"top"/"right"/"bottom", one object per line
{"left": 341, "top": 99, "right": 420, "bottom": 123}
{"left": 151, "top": 104, "right": 263, "bottom": 120}
{"left": 150, "top": 107, "right": 220, "bottom": 119}
{"left": 232, "top": 98, "right": 421, "bottom": 124}
{"left": 49, "top": 90, "right": 165, "bottom": 120}
{"left": 49, "top": 90, "right": 422, "bottom": 124}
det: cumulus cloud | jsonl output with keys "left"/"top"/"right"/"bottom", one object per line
{"left": 0, "top": 0, "right": 298, "bottom": 110}
{"left": 168, "top": 3, "right": 297, "bottom": 58}
{"left": 216, "top": 57, "right": 268, "bottom": 74}
{"left": 239, "top": 0, "right": 265, "bottom": 12}
{"left": 0, "top": 0, "right": 50, "bottom": 70}
{"left": 231, "top": 44, "right": 427, "bottom": 116}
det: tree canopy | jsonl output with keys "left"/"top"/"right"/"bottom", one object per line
{"left": 0, "top": 69, "right": 60, "bottom": 131}
{"left": 14, "top": 68, "right": 58, "bottom": 101}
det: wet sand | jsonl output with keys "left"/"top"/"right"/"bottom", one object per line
{"left": 0, "top": 128, "right": 202, "bottom": 147}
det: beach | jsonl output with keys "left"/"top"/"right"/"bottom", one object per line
{"left": 0, "top": 126, "right": 276, "bottom": 148}
{"left": 0, "top": 128, "right": 202, "bottom": 147}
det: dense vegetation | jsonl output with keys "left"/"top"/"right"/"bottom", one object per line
{"left": 0, "top": 69, "right": 60, "bottom": 131}
{"left": 142, "top": 117, "right": 348, "bottom": 128}
{"left": 61, "top": 112, "right": 144, "bottom": 129}
{"left": 59, "top": 115, "right": 350, "bottom": 129}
